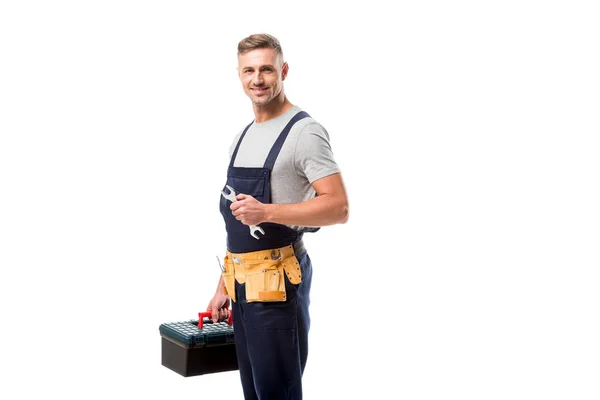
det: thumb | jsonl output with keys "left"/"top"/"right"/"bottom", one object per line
{"left": 209, "top": 304, "right": 218, "bottom": 322}
{"left": 236, "top": 193, "right": 247, "bottom": 201}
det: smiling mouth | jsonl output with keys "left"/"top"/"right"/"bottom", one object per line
{"left": 251, "top": 87, "right": 268, "bottom": 93}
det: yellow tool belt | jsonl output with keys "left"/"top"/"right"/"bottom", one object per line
{"left": 221, "top": 243, "right": 302, "bottom": 303}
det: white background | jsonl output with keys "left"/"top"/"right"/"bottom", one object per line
{"left": 1, "top": 1, "right": 599, "bottom": 399}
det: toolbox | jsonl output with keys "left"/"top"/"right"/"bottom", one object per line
{"left": 159, "top": 312, "right": 238, "bottom": 377}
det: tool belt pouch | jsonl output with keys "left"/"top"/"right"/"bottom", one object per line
{"left": 245, "top": 259, "right": 287, "bottom": 303}
{"left": 243, "top": 252, "right": 303, "bottom": 303}
{"left": 221, "top": 255, "right": 236, "bottom": 302}
{"left": 282, "top": 254, "right": 302, "bottom": 285}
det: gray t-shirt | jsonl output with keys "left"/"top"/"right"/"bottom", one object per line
{"left": 228, "top": 105, "right": 340, "bottom": 231}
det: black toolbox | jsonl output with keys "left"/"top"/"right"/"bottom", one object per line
{"left": 159, "top": 312, "right": 238, "bottom": 377}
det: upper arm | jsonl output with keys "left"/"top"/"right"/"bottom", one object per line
{"left": 294, "top": 122, "right": 341, "bottom": 183}
{"left": 311, "top": 172, "right": 348, "bottom": 201}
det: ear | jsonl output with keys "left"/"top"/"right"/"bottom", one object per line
{"left": 282, "top": 62, "right": 289, "bottom": 81}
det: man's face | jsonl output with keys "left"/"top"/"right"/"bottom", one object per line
{"left": 238, "top": 48, "right": 288, "bottom": 107}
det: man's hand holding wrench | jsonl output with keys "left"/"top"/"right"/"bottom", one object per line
{"left": 221, "top": 185, "right": 266, "bottom": 240}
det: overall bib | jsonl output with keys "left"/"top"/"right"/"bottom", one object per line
{"left": 219, "top": 111, "right": 314, "bottom": 400}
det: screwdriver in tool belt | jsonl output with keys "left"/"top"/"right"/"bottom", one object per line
{"left": 216, "top": 256, "right": 225, "bottom": 272}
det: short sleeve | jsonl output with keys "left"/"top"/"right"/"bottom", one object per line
{"left": 294, "top": 122, "right": 341, "bottom": 183}
{"left": 229, "top": 131, "right": 243, "bottom": 159}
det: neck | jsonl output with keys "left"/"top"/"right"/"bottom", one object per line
{"left": 253, "top": 92, "right": 293, "bottom": 123}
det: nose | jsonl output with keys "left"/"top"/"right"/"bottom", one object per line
{"left": 252, "top": 71, "right": 264, "bottom": 86}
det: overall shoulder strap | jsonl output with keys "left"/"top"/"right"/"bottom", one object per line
{"left": 228, "top": 121, "right": 254, "bottom": 168}
{"left": 263, "top": 111, "right": 311, "bottom": 169}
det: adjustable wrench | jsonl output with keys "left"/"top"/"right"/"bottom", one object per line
{"left": 221, "top": 184, "right": 265, "bottom": 240}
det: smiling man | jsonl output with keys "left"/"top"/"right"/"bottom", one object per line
{"left": 207, "top": 33, "right": 349, "bottom": 400}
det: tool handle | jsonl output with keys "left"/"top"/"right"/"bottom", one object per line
{"left": 197, "top": 310, "right": 233, "bottom": 329}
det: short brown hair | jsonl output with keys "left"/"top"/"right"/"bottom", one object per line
{"left": 237, "top": 33, "right": 283, "bottom": 58}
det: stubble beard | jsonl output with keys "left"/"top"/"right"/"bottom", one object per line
{"left": 250, "top": 92, "right": 273, "bottom": 107}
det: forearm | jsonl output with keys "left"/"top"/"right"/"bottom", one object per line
{"left": 263, "top": 193, "right": 349, "bottom": 227}
{"left": 215, "top": 275, "right": 225, "bottom": 294}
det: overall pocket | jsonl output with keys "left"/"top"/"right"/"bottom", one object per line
{"left": 245, "top": 260, "right": 286, "bottom": 302}
{"left": 221, "top": 255, "right": 236, "bottom": 302}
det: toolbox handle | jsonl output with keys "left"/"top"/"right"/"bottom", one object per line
{"left": 197, "top": 310, "right": 233, "bottom": 329}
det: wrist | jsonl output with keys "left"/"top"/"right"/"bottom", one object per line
{"left": 216, "top": 276, "right": 225, "bottom": 293}
{"left": 216, "top": 284, "right": 227, "bottom": 297}
{"left": 263, "top": 203, "right": 275, "bottom": 223}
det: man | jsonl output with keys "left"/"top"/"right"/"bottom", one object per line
{"left": 207, "top": 33, "right": 349, "bottom": 400}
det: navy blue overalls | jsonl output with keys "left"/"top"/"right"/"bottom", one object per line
{"left": 219, "top": 111, "right": 315, "bottom": 400}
